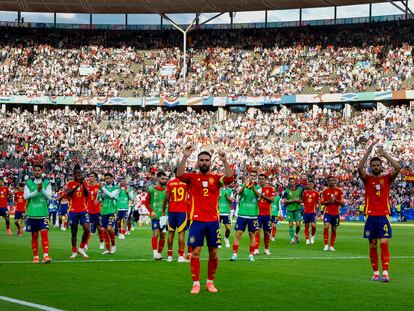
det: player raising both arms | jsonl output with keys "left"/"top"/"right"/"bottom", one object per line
{"left": 255, "top": 174, "right": 275, "bottom": 255}
{"left": 14, "top": 183, "right": 27, "bottom": 236}
{"left": 162, "top": 168, "right": 189, "bottom": 262}
{"left": 24, "top": 164, "right": 52, "bottom": 263}
{"left": 87, "top": 172, "right": 105, "bottom": 250}
{"left": 321, "top": 176, "right": 343, "bottom": 251}
{"left": 146, "top": 171, "right": 168, "bottom": 260}
{"left": 66, "top": 165, "right": 90, "bottom": 259}
{"left": 302, "top": 180, "right": 320, "bottom": 245}
{"left": 358, "top": 140, "right": 401, "bottom": 282}
{"left": 177, "top": 147, "right": 234, "bottom": 294}
{"left": 0, "top": 179, "right": 12, "bottom": 235}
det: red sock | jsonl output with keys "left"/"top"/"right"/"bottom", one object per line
{"left": 85, "top": 231, "right": 91, "bottom": 246}
{"left": 187, "top": 246, "right": 193, "bottom": 254}
{"left": 311, "top": 225, "right": 316, "bottom": 236}
{"left": 264, "top": 233, "right": 270, "bottom": 249}
{"left": 128, "top": 222, "right": 131, "bottom": 231}
{"left": 167, "top": 249, "right": 173, "bottom": 257}
{"left": 271, "top": 225, "right": 276, "bottom": 238}
{"left": 380, "top": 243, "right": 390, "bottom": 271}
{"left": 109, "top": 231, "right": 116, "bottom": 246}
{"left": 370, "top": 247, "right": 379, "bottom": 271}
{"left": 330, "top": 230, "right": 336, "bottom": 247}
{"left": 190, "top": 257, "right": 200, "bottom": 282}
{"left": 255, "top": 232, "right": 260, "bottom": 249}
{"left": 121, "top": 229, "right": 126, "bottom": 235}
{"left": 249, "top": 246, "right": 255, "bottom": 255}
{"left": 80, "top": 242, "right": 85, "bottom": 249}
{"left": 158, "top": 239, "right": 165, "bottom": 253}
{"left": 72, "top": 246, "right": 77, "bottom": 253}
{"left": 207, "top": 256, "right": 219, "bottom": 280}
{"left": 6, "top": 220, "right": 10, "bottom": 229}
{"left": 64, "top": 221, "right": 67, "bottom": 228}
{"left": 178, "top": 249, "right": 184, "bottom": 257}
{"left": 323, "top": 228, "right": 329, "bottom": 245}
{"left": 104, "top": 231, "right": 111, "bottom": 250}
{"left": 233, "top": 244, "right": 239, "bottom": 254}
{"left": 304, "top": 224, "right": 309, "bottom": 239}
{"left": 40, "top": 230, "right": 49, "bottom": 254}
{"left": 98, "top": 228, "right": 104, "bottom": 242}
{"left": 152, "top": 236, "right": 158, "bottom": 250}
{"left": 31, "top": 232, "right": 39, "bottom": 257}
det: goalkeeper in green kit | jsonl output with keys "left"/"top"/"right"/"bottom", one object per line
{"left": 284, "top": 177, "right": 303, "bottom": 244}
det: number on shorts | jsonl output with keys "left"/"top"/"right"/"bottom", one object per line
{"left": 216, "top": 229, "right": 222, "bottom": 244}
{"left": 203, "top": 188, "right": 209, "bottom": 197}
{"left": 383, "top": 224, "right": 389, "bottom": 236}
{"left": 268, "top": 221, "right": 272, "bottom": 228}
{"left": 253, "top": 220, "right": 258, "bottom": 227}
{"left": 44, "top": 218, "right": 49, "bottom": 225}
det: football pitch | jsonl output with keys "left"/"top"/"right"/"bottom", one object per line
{"left": 0, "top": 221, "right": 413, "bottom": 311}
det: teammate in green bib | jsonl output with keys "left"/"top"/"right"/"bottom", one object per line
{"left": 271, "top": 191, "right": 282, "bottom": 241}
{"left": 284, "top": 177, "right": 303, "bottom": 244}
{"left": 146, "top": 171, "right": 168, "bottom": 260}
{"left": 230, "top": 171, "right": 261, "bottom": 262}
{"left": 116, "top": 178, "right": 135, "bottom": 240}
{"left": 24, "top": 164, "right": 52, "bottom": 263}
{"left": 99, "top": 173, "right": 120, "bottom": 255}
{"left": 219, "top": 187, "right": 234, "bottom": 248}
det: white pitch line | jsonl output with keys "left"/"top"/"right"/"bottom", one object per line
{"left": 0, "top": 296, "right": 64, "bottom": 311}
{"left": 1, "top": 255, "right": 414, "bottom": 265}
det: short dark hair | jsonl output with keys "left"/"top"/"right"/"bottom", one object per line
{"left": 370, "top": 157, "right": 382, "bottom": 165}
{"left": 289, "top": 177, "right": 295, "bottom": 182}
{"left": 173, "top": 167, "right": 178, "bottom": 175}
{"left": 327, "top": 175, "right": 335, "bottom": 180}
{"left": 104, "top": 173, "right": 113, "bottom": 178}
{"left": 258, "top": 173, "right": 267, "bottom": 179}
{"left": 198, "top": 151, "right": 211, "bottom": 159}
{"left": 33, "top": 164, "right": 43, "bottom": 170}
{"left": 89, "top": 172, "right": 98, "bottom": 178}
{"left": 19, "top": 182, "right": 25, "bottom": 187}
{"left": 250, "top": 170, "right": 258, "bottom": 174}
{"left": 157, "top": 171, "right": 167, "bottom": 178}
{"left": 73, "top": 164, "right": 81, "bottom": 172}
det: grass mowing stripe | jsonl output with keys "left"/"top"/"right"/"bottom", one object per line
{"left": 1, "top": 255, "right": 414, "bottom": 264}
{"left": 0, "top": 296, "right": 64, "bottom": 311}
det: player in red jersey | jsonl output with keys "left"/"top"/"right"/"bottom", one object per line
{"left": 358, "top": 140, "right": 401, "bottom": 282}
{"left": 302, "top": 180, "right": 320, "bottom": 245}
{"left": 0, "top": 179, "right": 12, "bottom": 235}
{"left": 255, "top": 174, "right": 275, "bottom": 255}
{"left": 177, "top": 147, "right": 234, "bottom": 294}
{"left": 321, "top": 176, "right": 343, "bottom": 251}
{"left": 66, "top": 165, "right": 90, "bottom": 259}
{"left": 162, "top": 168, "right": 190, "bottom": 263}
{"left": 13, "top": 183, "right": 27, "bottom": 236}
{"left": 86, "top": 172, "right": 105, "bottom": 250}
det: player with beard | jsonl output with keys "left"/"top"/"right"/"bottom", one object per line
{"left": 358, "top": 140, "right": 401, "bottom": 282}
{"left": 177, "top": 147, "right": 234, "bottom": 294}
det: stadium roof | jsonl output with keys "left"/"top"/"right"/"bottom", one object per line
{"left": 0, "top": 1, "right": 391, "bottom": 14}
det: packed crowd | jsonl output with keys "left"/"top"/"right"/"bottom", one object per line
{"left": 0, "top": 104, "right": 412, "bottom": 213}
{"left": 1, "top": 20, "right": 414, "bottom": 97}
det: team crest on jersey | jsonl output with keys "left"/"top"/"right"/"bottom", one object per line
{"left": 202, "top": 181, "right": 208, "bottom": 188}
{"left": 189, "top": 236, "right": 195, "bottom": 244}
{"left": 209, "top": 177, "right": 215, "bottom": 185}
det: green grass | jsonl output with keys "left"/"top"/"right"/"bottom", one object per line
{"left": 0, "top": 221, "right": 413, "bottom": 311}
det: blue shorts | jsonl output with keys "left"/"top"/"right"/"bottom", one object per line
{"left": 0, "top": 207, "right": 8, "bottom": 217}
{"left": 258, "top": 215, "right": 272, "bottom": 231}
{"left": 271, "top": 216, "right": 278, "bottom": 223}
{"left": 168, "top": 212, "right": 187, "bottom": 232}
{"left": 89, "top": 213, "right": 102, "bottom": 226}
{"left": 26, "top": 218, "right": 49, "bottom": 232}
{"left": 324, "top": 214, "right": 340, "bottom": 227}
{"left": 152, "top": 219, "right": 166, "bottom": 231}
{"left": 68, "top": 212, "right": 90, "bottom": 226}
{"left": 219, "top": 215, "right": 231, "bottom": 225}
{"left": 101, "top": 213, "right": 117, "bottom": 228}
{"left": 58, "top": 204, "right": 69, "bottom": 215}
{"left": 303, "top": 213, "right": 316, "bottom": 224}
{"left": 187, "top": 221, "right": 221, "bottom": 247}
{"left": 235, "top": 217, "right": 259, "bottom": 233}
{"left": 364, "top": 215, "right": 392, "bottom": 239}
{"left": 118, "top": 210, "right": 128, "bottom": 220}
{"left": 14, "top": 211, "right": 25, "bottom": 220}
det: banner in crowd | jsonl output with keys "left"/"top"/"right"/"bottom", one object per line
{"left": 1, "top": 90, "right": 414, "bottom": 106}
{"left": 344, "top": 215, "right": 401, "bottom": 223}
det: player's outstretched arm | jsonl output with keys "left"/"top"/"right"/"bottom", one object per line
{"left": 218, "top": 150, "right": 232, "bottom": 178}
{"left": 358, "top": 139, "right": 379, "bottom": 180}
{"left": 377, "top": 147, "right": 401, "bottom": 181}
{"left": 177, "top": 145, "right": 193, "bottom": 177}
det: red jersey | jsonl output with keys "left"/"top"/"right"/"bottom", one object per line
{"left": 321, "top": 187, "right": 343, "bottom": 216}
{"left": 66, "top": 180, "right": 88, "bottom": 213}
{"left": 303, "top": 190, "right": 319, "bottom": 214}
{"left": 258, "top": 185, "right": 274, "bottom": 216}
{"left": 58, "top": 190, "right": 68, "bottom": 203}
{"left": 166, "top": 178, "right": 188, "bottom": 213}
{"left": 14, "top": 191, "right": 27, "bottom": 212}
{"left": 363, "top": 174, "right": 391, "bottom": 216}
{"left": 0, "top": 186, "right": 10, "bottom": 208}
{"left": 179, "top": 172, "right": 234, "bottom": 222}
{"left": 87, "top": 184, "right": 101, "bottom": 214}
